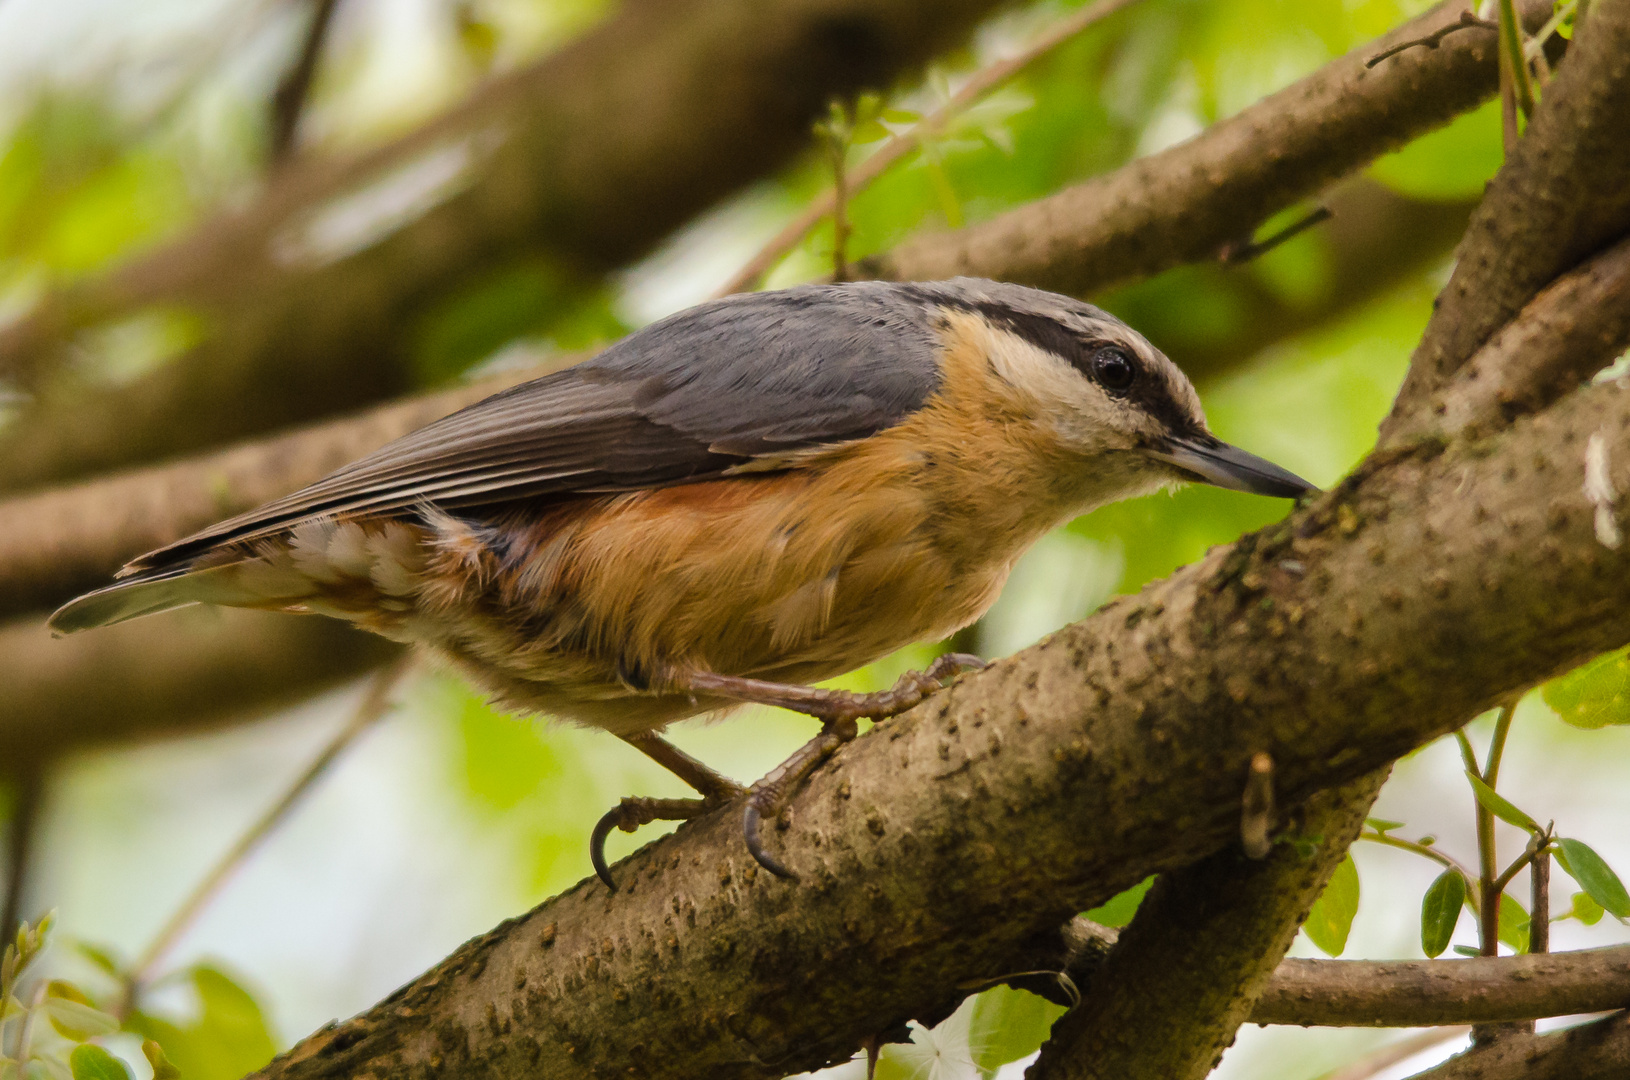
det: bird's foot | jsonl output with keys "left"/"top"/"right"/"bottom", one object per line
{"left": 591, "top": 792, "right": 741, "bottom": 892}
{"left": 712, "top": 653, "right": 987, "bottom": 879}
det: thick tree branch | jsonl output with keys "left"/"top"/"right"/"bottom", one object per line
{"left": 1030, "top": 771, "right": 1386, "bottom": 1080}
{"left": 234, "top": 358, "right": 1630, "bottom": 1079}
{"left": 858, "top": 0, "right": 1553, "bottom": 296}
{"left": 0, "top": 609, "right": 400, "bottom": 764}
{"left": 1383, "top": 0, "right": 1630, "bottom": 437}
{"left": 1395, "top": 231, "right": 1630, "bottom": 444}
{"left": 1409, "top": 1011, "right": 1630, "bottom": 1080}
{"left": 0, "top": 0, "right": 1007, "bottom": 492}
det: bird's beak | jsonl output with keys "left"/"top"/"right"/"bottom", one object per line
{"left": 1145, "top": 435, "right": 1317, "bottom": 499}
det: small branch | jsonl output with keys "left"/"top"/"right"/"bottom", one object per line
{"left": 1033, "top": 920, "right": 1630, "bottom": 1027}
{"left": 1531, "top": 833, "right": 1551, "bottom": 956}
{"left": 1321, "top": 1029, "right": 1470, "bottom": 1080}
{"left": 128, "top": 657, "right": 412, "bottom": 988}
{"left": 1364, "top": 9, "right": 1496, "bottom": 68}
{"left": 1, "top": 759, "right": 46, "bottom": 946}
{"left": 713, "top": 0, "right": 1143, "bottom": 297}
{"left": 270, "top": 0, "right": 342, "bottom": 165}
{"left": 1361, "top": 831, "right": 1480, "bottom": 909}
{"left": 1219, "top": 206, "right": 1333, "bottom": 265}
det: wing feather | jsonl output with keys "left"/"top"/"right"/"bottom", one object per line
{"left": 124, "top": 282, "right": 946, "bottom": 577}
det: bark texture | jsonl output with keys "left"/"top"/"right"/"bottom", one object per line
{"left": 1029, "top": 771, "right": 1386, "bottom": 1080}
{"left": 1411, "top": 1011, "right": 1630, "bottom": 1080}
{"left": 0, "top": 0, "right": 1005, "bottom": 492}
{"left": 235, "top": 368, "right": 1630, "bottom": 1079}
{"left": 860, "top": 0, "right": 1551, "bottom": 296}
{"left": 1384, "top": 0, "right": 1630, "bottom": 438}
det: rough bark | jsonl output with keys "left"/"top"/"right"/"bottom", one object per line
{"left": 0, "top": 609, "right": 400, "bottom": 763}
{"left": 1409, "top": 1011, "right": 1630, "bottom": 1080}
{"left": 1383, "top": 0, "right": 1630, "bottom": 439}
{"left": 232, "top": 363, "right": 1630, "bottom": 1079}
{"left": 1029, "top": 771, "right": 1387, "bottom": 1080}
{"left": 1400, "top": 231, "right": 1630, "bottom": 444}
{"left": 859, "top": 0, "right": 1552, "bottom": 296}
{"left": 0, "top": 0, "right": 1006, "bottom": 492}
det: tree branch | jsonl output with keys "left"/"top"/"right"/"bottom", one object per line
{"left": 0, "top": 0, "right": 1008, "bottom": 492}
{"left": 1409, "top": 1010, "right": 1630, "bottom": 1080}
{"left": 1383, "top": 0, "right": 1630, "bottom": 438}
{"left": 269, "top": 0, "right": 343, "bottom": 165}
{"left": 235, "top": 357, "right": 1630, "bottom": 1079}
{"left": 0, "top": 608, "right": 400, "bottom": 764}
{"left": 858, "top": 0, "right": 1555, "bottom": 296}
{"left": 1399, "top": 230, "right": 1630, "bottom": 444}
{"left": 1030, "top": 771, "right": 1386, "bottom": 1080}
{"left": 1028, "top": 924, "right": 1630, "bottom": 1028}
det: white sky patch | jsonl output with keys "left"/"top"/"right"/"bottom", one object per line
{"left": 1584, "top": 431, "right": 1620, "bottom": 550}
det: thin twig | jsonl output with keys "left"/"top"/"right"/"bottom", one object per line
{"left": 128, "top": 657, "right": 413, "bottom": 987}
{"left": 1, "top": 759, "right": 45, "bottom": 946}
{"left": 1365, "top": 9, "right": 1496, "bottom": 67}
{"left": 1359, "top": 830, "right": 1481, "bottom": 910}
{"left": 711, "top": 0, "right": 1144, "bottom": 298}
{"left": 270, "top": 0, "right": 343, "bottom": 165}
{"left": 1219, "top": 206, "right": 1332, "bottom": 264}
{"left": 1317, "top": 1027, "right": 1470, "bottom": 1080}
{"left": 1473, "top": 703, "right": 1516, "bottom": 1045}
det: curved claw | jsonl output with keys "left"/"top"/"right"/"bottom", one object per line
{"left": 743, "top": 802, "right": 798, "bottom": 881}
{"left": 590, "top": 805, "right": 626, "bottom": 892}
{"left": 930, "top": 652, "right": 987, "bottom": 679}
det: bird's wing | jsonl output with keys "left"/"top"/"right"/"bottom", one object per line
{"left": 123, "top": 282, "right": 946, "bottom": 576}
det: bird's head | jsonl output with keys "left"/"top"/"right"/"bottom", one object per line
{"left": 924, "top": 278, "right": 1315, "bottom": 503}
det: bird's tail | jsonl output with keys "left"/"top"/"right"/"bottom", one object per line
{"left": 47, "top": 562, "right": 304, "bottom": 635}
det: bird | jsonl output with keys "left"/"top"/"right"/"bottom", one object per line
{"left": 50, "top": 277, "right": 1314, "bottom": 888}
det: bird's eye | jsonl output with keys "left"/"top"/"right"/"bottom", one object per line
{"left": 1092, "top": 347, "right": 1136, "bottom": 392}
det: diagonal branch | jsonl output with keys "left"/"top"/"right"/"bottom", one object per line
{"left": 239, "top": 353, "right": 1630, "bottom": 1079}
{"left": 1408, "top": 1010, "right": 1630, "bottom": 1079}
{"left": 859, "top": 0, "right": 1555, "bottom": 295}
{"left": 269, "top": 0, "right": 343, "bottom": 165}
{"left": 1382, "top": 0, "right": 1630, "bottom": 439}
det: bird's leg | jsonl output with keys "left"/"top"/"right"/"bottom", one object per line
{"left": 592, "top": 730, "right": 746, "bottom": 891}
{"left": 673, "top": 652, "right": 986, "bottom": 879}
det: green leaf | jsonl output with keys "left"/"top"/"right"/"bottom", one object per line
{"left": 1365, "top": 817, "right": 1404, "bottom": 834}
{"left": 1496, "top": 892, "right": 1530, "bottom": 954}
{"left": 67, "top": 1047, "right": 130, "bottom": 1080}
{"left": 140, "top": 1043, "right": 179, "bottom": 1080}
{"left": 1464, "top": 772, "right": 1540, "bottom": 832}
{"left": 1420, "top": 870, "right": 1465, "bottom": 958}
{"left": 1452, "top": 944, "right": 1482, "bottom": 957}
{"left": 1081, "top": 877, "right": 1153, "bottom": 929}
{"left": 1572, "top": 890, "right": 1606, "bottom": 926}
{"left": 1304, "top": 854, "right": 1359, "bottom": 957}
{"left": 1556, "top": 838, "right": 1630, "bottom": 918}
{"left": 128, "top": 965, "right": 276, "bottom": 1080}
{"left": 967, "top": 987, "right": 1067, "bottom": 1071}
{"left": 44, "top": 988, "right": 119, "bottom": 1041}
{"left": 70, "top": 944, "right": 122, "bottom": 980}
{"left": 1541, "top": 646, "right": 1630, "bottom": 728}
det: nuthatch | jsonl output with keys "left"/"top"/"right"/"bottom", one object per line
{"left": 52, "top": 278, "right": 1312, "bottom": 886}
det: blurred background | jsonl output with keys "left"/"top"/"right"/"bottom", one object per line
{"left": 0, "top": 0, "right": 1624, "bottom": 1078}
